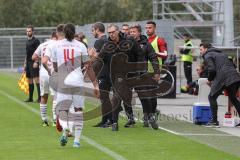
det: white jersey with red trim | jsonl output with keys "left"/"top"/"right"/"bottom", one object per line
{"left": 51, "top": 39, "right": 89, "bottom": 87}
{"left": 51, "top": 39, "right": 88, "bottom": 67}
{"left": 35, "top": 40, "right": 55, "bottom": 77}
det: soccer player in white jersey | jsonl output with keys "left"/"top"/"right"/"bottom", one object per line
{"left": 32, "top": 32, "right": 58, "bottom": 127}
{"left": 42, "top": 24, "right": 65, "bottom": 130}
{"left": 43, "top": 23, "right": 99, "bottom": 148}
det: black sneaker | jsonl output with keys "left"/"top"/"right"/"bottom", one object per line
{"left": 143, "top": 120, "right": 149, "bottom": 127}
{"left": 143, "top": 113, "right": 149, "bottom": 127}
{"left": 124, "top": 119, "right": 136, "bottom": 128}
{"left": 112, "top": 123, "right": 119, "bottom": 131}
{"left": 149, "top": 115, "right": 158, "bottom": 130}
{"left": 204, "top": 120, "right": 220, "bottom": 128}
{"left": 25, "top": 99, "right": 33, "bottom": 102}
{"left": 42, "top": 121, "right": 49, "bottom": 127}
{"left": 101, "top": 121, "right": 112, "bottom": 128}
{"left": 155, "top": 109, "right": 160, "bottom": 121}
{"left": 93, "top": 121, "right": 105, "bottom": 127}
{"left": 236, "top": 123, "right": 240, "bottom": 127}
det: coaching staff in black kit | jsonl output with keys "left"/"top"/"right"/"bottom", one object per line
{"left": 24, "top": 25, "right": 40, "bottom": 102}
{"left": 89, "top": 22, "right": 113, "bottom": 127}
{"left": 129, "top": 24, "right": 160, "bottom": 129}
{"left": 200, "top": 43, "right": 240, "bottom": 127}
{"left": 101, "top": 24, "right": 143, "bottom": 131}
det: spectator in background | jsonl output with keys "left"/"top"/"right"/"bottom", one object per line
{"left": 79, "top": 32, "right": 88, "bottom": 45}
{"left": 180, "top": 34, "right": 193, "bottom": 86}
{"left": 181, "top": 63, "right": 207, "bottom": 95}
{"left": 75, "top": 32, "right": 88, "bottom": 48}
{"left": 24, "top": 25, "right": 41, "bottom": 103}
{"left": 121, "top": 24, "right": 130, "bottom": 35}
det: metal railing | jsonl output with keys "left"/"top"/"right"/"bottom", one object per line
{"left": 0, "top": 35, "right": 50, "bottom": 69}
{"left": 0, "top": 20, "right": 175, "bottom": 69}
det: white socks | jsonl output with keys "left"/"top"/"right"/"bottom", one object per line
{"left": 52, "top": 100, "right": 57, "bottom": 121}
{"left": 40, "top": 103, "right": 47, "bottom": 122}
{"left": 73, "top": 111, "right": 83, "bottom": 143}
{"left": 58, "top": 107, "right": 84, "bottom": 144}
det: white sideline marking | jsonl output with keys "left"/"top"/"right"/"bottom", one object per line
{"left": 120, "top": 113, "right": 233, "bottom": 137}
{"left": 0, "top": 90, "right": 127, "bottom": 160}
{"left": 178, "top": 133, "right": 233, "bottom": 136}
{"left": 158, "top": 126, "right": 181, "bottom": 135}
{"left": 0, "top": 91, "right": 40, "bottom": 115}
{"left": 82, "top": 136, "right": 126, "bottom": 160}
{"left": 158, "top": 126, "right": 233, "bottom": 136}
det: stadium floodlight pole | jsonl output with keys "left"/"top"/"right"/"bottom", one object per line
{"left": 223, "top": 0, "right": 234, "bottom": 46}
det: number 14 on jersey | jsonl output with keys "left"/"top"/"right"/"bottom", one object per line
{"left": 64, "top": 49, "right": 74, "bottom": 65}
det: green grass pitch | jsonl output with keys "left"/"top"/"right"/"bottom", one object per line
{"left": 0, "top": 72, "right": 239, "bottom": 160}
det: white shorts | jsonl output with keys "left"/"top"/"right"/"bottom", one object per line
{"left": 40, "top": 75, "right": 50, "bottom": 96}
{"left": 56, "top": 92, "right": 85, "bottom": 108}
{"left": 40, "top": 75, "right": 56, "bottom": 96}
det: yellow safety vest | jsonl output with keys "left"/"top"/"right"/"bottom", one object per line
{"left": 148, "top": 36, "right": 162, "bottom": 73}
{"left": 181, "top": 40, "right": 193, "bottom": 62}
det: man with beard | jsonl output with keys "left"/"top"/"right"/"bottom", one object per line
{"left": 89, "top": 22, "right": 113, "bottom": 127}
{"left": 200, "top": 43, "right": 240, "bottom": 127}
{"left": 24, "top": 25, "right": 41, "bottom": 102}
{"left": 145, "top": 21, "right": 167, "bottom": 117}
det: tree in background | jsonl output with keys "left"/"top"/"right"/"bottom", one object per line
{"left": 0, "top": 0, "right": 33, "bottom": 27}
{"left": 0, "top": 0, "right": 153, "bottom": 27}
{"left": 0, "top": 0, "right": 238, "bottom": 36}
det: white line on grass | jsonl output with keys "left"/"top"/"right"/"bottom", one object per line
{"left": 82, "top": 136, "right": 126, "bottom": 160}
{"left": 158, "top": 126, "right": 181, "bottom": 135}
{"left": 158, "top": 126, "right": 233, "bottom": 136}
{"left": 0, "top": 90, "right": 127, "bottom": 160}
{"left": 0, "top": 91, "right": 40, "bottom": 115}
{"left": 178, "top": 133, "right": 233, "bottom": 136}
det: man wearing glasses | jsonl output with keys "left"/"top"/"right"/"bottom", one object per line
{"left": 100, "top": 24, "right": 143, "bottom": 131}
